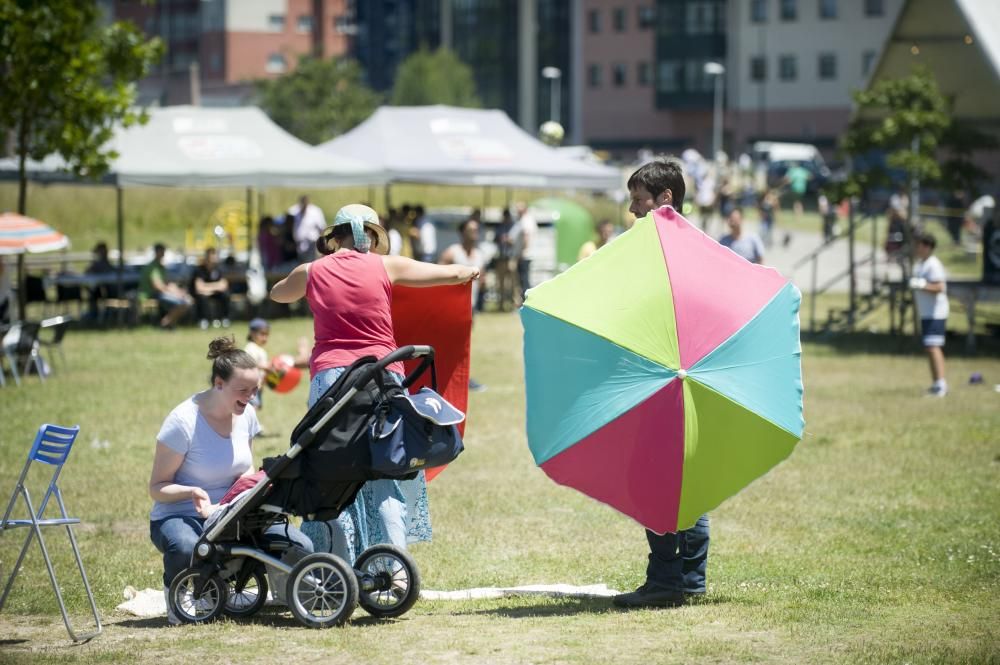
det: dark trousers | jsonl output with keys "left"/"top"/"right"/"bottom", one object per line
{"left": 516, "top": 259, "right": 531, "bottom": 301}
{"left": 644, "top": 514, "right": 709, "bottom": 594}
{"left": 194, "top": 292, "right": 230, "bottom": 321}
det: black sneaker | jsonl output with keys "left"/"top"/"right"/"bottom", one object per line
{"left": 612, "top": 583, "right": 685, "bottom": 609}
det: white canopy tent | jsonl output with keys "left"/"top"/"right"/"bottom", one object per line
{"left": 2, "top": 105, "right": 382, "bottom": 188}
{"left": 318, "top": 105, "right": 622, "bottom": 191}
{"left": 1, "top": 106, "right": 384, "bottom": 292}
{"left": 865, "top": 0, "right": 1000, "bottom": 121}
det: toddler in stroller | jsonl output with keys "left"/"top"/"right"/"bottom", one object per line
{"left": 166, "top": 346, "right": 465, "bottom": 628}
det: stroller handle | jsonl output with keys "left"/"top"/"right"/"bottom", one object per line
{"left": 358, "top": 345, "right": 437, "bottom": 390}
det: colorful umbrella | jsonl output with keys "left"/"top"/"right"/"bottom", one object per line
{"left": 521, "top": 206, "right": 803, "bottom": 534}
{"left": 0, "top": 213, "right": 70, "bottom": 317}
{"left": 0, "top": 213, "right": 69, "bottom": 255}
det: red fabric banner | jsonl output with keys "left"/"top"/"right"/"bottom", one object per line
{"left": 391, "top": 283, "right": 473, "bottom": 481}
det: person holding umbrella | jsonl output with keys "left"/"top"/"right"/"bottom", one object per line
{"left": 616, "top": 158, "right": 710, "bottom": 609}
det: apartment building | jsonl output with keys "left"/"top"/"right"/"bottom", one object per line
{"left": 110, "top": 0, "right": 354, "bottom": 106}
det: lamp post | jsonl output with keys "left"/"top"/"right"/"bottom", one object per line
{"left": 704, "top": 61, "right": 725, "bottom": 160}
{"left": 541, "top": 66, "right": 562, "bottom": 125}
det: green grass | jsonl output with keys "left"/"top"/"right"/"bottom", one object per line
{"left": 1, "top": 314, "right": 998, "bottom": 663}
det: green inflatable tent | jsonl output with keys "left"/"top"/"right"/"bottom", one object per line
{"left": 529, "top": 198, "right": 595, "bottom": 272}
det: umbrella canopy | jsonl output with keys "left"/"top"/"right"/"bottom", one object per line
{"left": 0, "top": 213, "right": 69, "bottom": 255}
{"left": 521, "top": 206, "right": 804, "bottom": 534}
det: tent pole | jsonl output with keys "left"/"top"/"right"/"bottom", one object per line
{"left": 483, "top": 187, "right": 490, "bottom": 210}
{"left": 368, "top": 185, "right": 375, "bottom": 207}
{"left": 246, "top": 186, "right": 253, "bottom": 260}
{"left": 384, "top": 184, "right": 392, "bottom": 212}
{"left": 116, "top": 185, "right": 125, "bottom": 303}
{"left": 16, "top": 253, "right": 25, "bottom": 320}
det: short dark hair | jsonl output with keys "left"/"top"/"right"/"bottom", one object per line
{"left": 459, "top": 218, "right": 479, "bottom": 234}
{"left": 917, "top": 231, "right": 937, "bottom": 250}
{"left": 627, "top": 158, "right": 686, "bottom": 207}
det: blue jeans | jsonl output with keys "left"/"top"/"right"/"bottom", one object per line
{"left": 150, "top": 515, "right": 313, "bottom": 587}
{"left": 644, "top": 514, "right": 709, "bottom": 594}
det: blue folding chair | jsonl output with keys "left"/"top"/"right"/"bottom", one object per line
{"left": 0, "top": 424, "right": 102, "bottom": 642}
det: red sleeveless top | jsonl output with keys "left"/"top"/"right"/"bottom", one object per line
{"left": 306, "top": 251, "right": 403, "bottom": 376}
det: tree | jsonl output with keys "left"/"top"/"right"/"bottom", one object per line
{"left": 390, "top": 47, "right": 480, "bottom": 108}
{"left": 839, "top": 67, "right": 997, "bottom": 201}
{"left": 0, "top": 1, "right": 163, "bottom": 214}
{"left": 256, "top": 56, "right": 381, "bottom": 145}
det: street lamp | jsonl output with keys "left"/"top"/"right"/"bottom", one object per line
{"left": 541, "top": 66, "right": 562, "bottom": 125}
{"left": 704, "top": 61, "right": 725, "bottom": 160}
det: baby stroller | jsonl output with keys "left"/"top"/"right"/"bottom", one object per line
{"left": 167, "top": 346, "right": 465, "bottom": 628}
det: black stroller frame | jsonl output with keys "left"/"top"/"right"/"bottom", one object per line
{"left": 168, "top": 345, "right": 440, "bottom": 628}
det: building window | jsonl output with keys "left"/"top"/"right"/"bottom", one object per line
{"left": 685, "top": 0, "right": 722, "bottom": 35}
{"left": 779, "top": 54, "right": 797, "bottom": 81}
{"left": 588, "top": 9, "right": 601, "bottom": 33}
{"left": 684, "top": 60, "right": 714, "bottom": 92}
{"left": 750, "top": 56, "right": 767, "bottom": 82}
{"left": 266, "top": 53, "right": 287, "bottom": 74}
{"left": 638, "top": 5, "right": 656, "bottom": 28}
{"left": 780, "top": 0, "right": 797, "bottom": 21}
{"left": 613, "top": 62, "right": 627, "bottom": 86}
{"left": 588, "top": 63, "right": 602, "bottom": 87}
{"left": 751, "top": 0, "right": 767, "bottom": 22}
{"left": 818, "top": 52, "right": 837, "bottom": 79}
{"left": 267, "top": 14, "right": 284, "bottom": 31}
{"left": 862, "top": 49, "right": 877, "bottom": 76}
{"left": 865, "top": 0, "right": 884, "bottom": 16}
{"left": 819, "top": 0, "right": 837, "bottom": 19}
{"left": 613, "top": 7, "right": 626, "bottom": 31}
{"left": 657, "top": 60, "right": 682, "bottom": 93}
{"left": 638, "top": 61, "right": 651, "bottom": 86}
{"left": 297, "top": 15, "right": 314, "bottom": 32}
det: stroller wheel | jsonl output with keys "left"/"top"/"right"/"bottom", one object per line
{"left": 168, "top": 568, "right": 228, "bottom": 624}
{"left": 355, "top": 544, "right": 421, "bottom": 619}
{"left": 222, "top": 561, "right": 269, "bottom": 618}
{"left": 286, "top": 553, "right": 358, "bottom": 628}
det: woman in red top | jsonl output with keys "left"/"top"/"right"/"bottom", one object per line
{"left": 271, "top": 204, "right": 478, "bottom": 563}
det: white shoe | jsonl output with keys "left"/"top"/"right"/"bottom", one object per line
{"left": 925, "top": 384, "right": 947, "bottom": 397}
{"left": 164, "top": 586, "right": 181, "bottom": 626}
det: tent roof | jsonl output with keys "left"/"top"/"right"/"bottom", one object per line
{"left": 1, "top": 105, "right": 383, "bottom": 188}
{"left": 318, "top": 105, "right": 622, "bottom": 190}
{"left": 866, "top": 0, "right": 1000, "bottom": 120}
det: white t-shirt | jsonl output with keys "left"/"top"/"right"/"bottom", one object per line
{"left": 511, "top": 211, "right": 537, "bottom": 261}
{"left": 914, "top": 255, "right": 949, "bottom": 320}
{"left": 150, "top": 395, "right": 260, "bottom": 520}
{"left": 289, "top": 203, "right": 327, "bottom": 256}
{"left": 720, "top": 233, "right": 765, "bottom": 264}
{"left": 443, "top": 243, "right": 485, "bottom": 304}
{"left": 417, "top": 217, "right": 437, "bottom": 258}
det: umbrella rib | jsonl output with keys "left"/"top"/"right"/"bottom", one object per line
{"left": 691, "top": 354, "right": 798, "bottom": 372}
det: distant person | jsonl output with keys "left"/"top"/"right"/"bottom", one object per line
{"left": 888, "top": 186, "right": 909, "bottom": 221}
{"left": 191, "top": 247, "right": 231, "bottom": 330}
{"left": 818, "top": 191, "right": 836, "bottom": 242}
{"left": 758, "top": 189, "right": 779, "bottom": 248}
{"left": 511, "top": 202, "right": 537, "bottom": 303}
{"left": 439, "top": 218, "right": 488, "bottom": 392}
{"left": 85, "top": 241, "right": 116, "bottom": 319}
{"left": 617, "top": 157, "right": 710, "bottom": 610}
{"left": 243, "top": 317, "right": 309, "bottom": 414}
{"left": 719, "top": 207, "right": 765, "bottom": 265}
{"left": 784, "top": 162, "right": 811, "bottom": 219}
{"left": 139, "top": 243, "right": 192, "bottom": 330}
{"left": 494, "top": 208, "right": 515, "bottom": 310}
{"left": 910, "top": 232, "right": 949, "bottom": 397}
{"left": 288, "top": 195, "right": 326, "bottom": 263}
{"left": 384, "top": 208, "right": 405, "bottom": 256}
{"left": 577, "top": 219, "right": 615, "bottom": 261}
{"left": 257, "top": 216, "right": 282, "bottom": 271}
{"left": 412, "top": 205, "right": 437, "bottom": 262}
{"left": 964, "top": 193, "right": 995, "bottom": 240}
{"left": 694, "top": 171, "right": 717, "bottom": 232}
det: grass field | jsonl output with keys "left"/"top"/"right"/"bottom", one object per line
{"left": 1, "top": 312, "right": 998, "bottom": 664}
